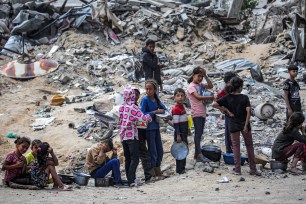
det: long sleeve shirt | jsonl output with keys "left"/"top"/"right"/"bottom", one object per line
{"left": 171, "top": 104, "right": 188, "bottom": 137}
{"left": 86, "top": 145, "right": 113, "bottom": 174}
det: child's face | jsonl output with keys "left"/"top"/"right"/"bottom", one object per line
{"left": 134, "top": 90, "right": 140, "bottom": 102}
{"left": 17, "top": 142, "right": 30, "bottom": 155}
{"left": 31, "top": 145, "right": 39, "bottom": 155}
{"left": 145, "top": 83, "right": 156, "bottom": 97}
{"left": 289, "top": 70, "right": 298, "bottom": 78}
{"left": 146, "top": 43, "right": 155, "bottom": 54}
{"left": 174, "top": 92, "right": 185, "bottom": 104}
{"left": 193, "top": 73, "right": 204, "bottom": 84}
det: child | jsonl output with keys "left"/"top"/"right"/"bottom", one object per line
{"left": 171, "top": 88, "right": 189, "bottom": 174}
{"left": 86, "top": 139, "right": 124, "bottom": 186}
{"left": 25, "top": 139, "right": 42, "bottom": 166}
{"left": 2, "top": 136, "right": 38, "bottom": 189}
{"left": 31, "top": 142, "right": 72, "bottom": 190}
{"left": 142, "top": 39, "right": 164, "bottom": 91}
{"left": 119, "top": 86, "right": 151, "bottom": 186}
{"left": 187, "top": 67, "right": 214, "bottom": 162}
{"left": 212, "top": 77, "right": 261, "bottom": 176}
{"left": 283, "top": 64, "right": 302, "bottom": 121}
{"left": 134, "top": 87, "right": 153, "bottom": 182}
{"left": 140, "top": 79, "right": 167, "bottom": 177}
{"left": 272, "top": 112, "right": 306, "bottom": 175}
{"left": 217, "top": 71, "right": 237, "bottom": 153}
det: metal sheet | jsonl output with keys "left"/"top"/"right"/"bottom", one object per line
{"left": 0, "top": 59, "right": 59, "bottom": 79}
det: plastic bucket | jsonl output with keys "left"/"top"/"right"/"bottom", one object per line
{"left": 254, "top": 103, "right": 275, "bottom": 120}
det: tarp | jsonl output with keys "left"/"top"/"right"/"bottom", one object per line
{"left": 214, "top": 58, "right": 264, "bottom": 82}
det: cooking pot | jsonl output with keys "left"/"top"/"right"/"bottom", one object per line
{"left": 201, "top": 145, "right": 222, "bottom": 162}
{"left": 270, "top": 160, "right": 288, "bottom": 171}
{"left": 73, "top": 171, "right": 91, "bottom": 186}
{"left": 171, "top": 141, "right": 189, "bottom": 160}
{"left": 58, "top": 174, "right": 74, "bottom": 185}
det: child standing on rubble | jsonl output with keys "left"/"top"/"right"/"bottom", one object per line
{"left": 187, "top": 67, "right": 214, "bottom": 162}
{"left": 217, "top": 71, "right": 237, "bottom": 153}
{"left": 171, "top": 88, "right": 189, "bottom": 174}
{"left": 119, "top": 86, "right": 151, "bottom": 186}
{"left": 142, "top": 39, "right": 165, "bottom": 92}
{"left": 141, "top": 79, "right": 167, "bottom": 178}
{"left": 283, "top": 64, "right": 302, "bottom": 121}
{"left": 212, "top": 77, "right": 261, "bottom": 176}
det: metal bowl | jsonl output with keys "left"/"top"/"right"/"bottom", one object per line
{"left": 270, "top": 160, "right": 288, "bottom": 171}
{"left": 73, "top": 171, "right": 91, "bottom": 186}
{"left": 171, "top": 142, "right": 189, "bottom": 160}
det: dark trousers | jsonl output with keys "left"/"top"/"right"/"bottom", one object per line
{"left": 192, "top": 117, "right": 206, "bottom": 157}
{"left": 146, "top": 129, "right": 163, "bottom": 167}
{"left": 122, "top": 139, "right": 139, "bottom": 184}
{"left": 174, "top": 134, "right": 188, "bottom": 174}
{"left": 231, "top": 131, "right": 256, "bottom": 173}
{"left": 94, "top": 159, "right": 122, "bottom": 184}
{"left": 138, "top": 129, "right": 152, "bottom": 179}
{"left": 224, "top": 116, "right": 233, "bottom": 153}
{"left": 276, "top": 142, "right": 306, "bottom": 161}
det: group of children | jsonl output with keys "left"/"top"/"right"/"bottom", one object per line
{"left": 2, "top": 137, "right": 72, "bottom": 190}
{"left": 3, "top": 59, "right": 306, "bottom": 190}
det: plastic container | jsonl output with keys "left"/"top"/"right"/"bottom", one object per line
{"left": 223, "top": 153, "right": 248, "bottom": 165}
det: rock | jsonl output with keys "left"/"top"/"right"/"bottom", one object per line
{"left": 265, "top": 191, "right": 270, "bottom": 195}
{"left": 176, "top": 26, "right": 185, "bottom": 40}
{"left": 239, "top": 177, "right": 245, "bottom": 182}
{"left": 65, "top": 95, "right": 76, "bottom": 104}
{"left": 59, "top": 75, "right": 71, "bottom": 84}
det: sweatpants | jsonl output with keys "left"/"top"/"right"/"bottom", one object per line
{"left": 146, "top": 129, "right": 163, "bottom": 168}
{"left": 138, "top": 129, "right": 152, "bottom": 180}
{"left": 122, "top": 139, "right": 139, "bottom": 184}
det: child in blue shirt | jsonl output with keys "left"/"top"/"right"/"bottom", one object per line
{"left": 140, "top": 79, "right": 167, "bottom": 178}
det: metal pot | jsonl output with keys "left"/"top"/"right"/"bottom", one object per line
{"left": 58, "top": 174, "right": 74, "bottom": 185}
{"left": 201, "top": 145, "right": 222, "bottom": 162}
{"left": 171, "top": 142, "right": 189, "bottom": 160}
{"left": 73, "top": 171, "right": 91, "bottom": 186}
{"left": 270, "top": 160, "right": 288, "bottom": 171}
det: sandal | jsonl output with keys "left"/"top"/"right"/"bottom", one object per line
{"left": 288, "top": 168, "right": 303, "bottom": 175}
{"left": 59, "top": 185, "right": 73, "bottom": 191}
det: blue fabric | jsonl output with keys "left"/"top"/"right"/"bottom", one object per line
{"left": 146, "top": 129, "right": 163, "bottom": 167}
{"left": 94, "top": 159, "right": 122, "bottom": 184}
{"left": 140, "top": 96, "right": 167, "bottom": 130}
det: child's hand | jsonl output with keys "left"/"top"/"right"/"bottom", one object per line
{"left": 177, "top": 135, "right": 182, "bottom": 143}
{"left": 226, "top": 110, "right": 234, "bottom": 117}
{"left": 243, "top": 126, "right": 248, "bottom": 134}
{"left": 112, "top": 148, "right": 117, "bottom": 156}
{"left": 16, "top": 161, "right": 25, "bottom": 168}
{"left": 155, "top": 109, "right": 165, "bottom": 114}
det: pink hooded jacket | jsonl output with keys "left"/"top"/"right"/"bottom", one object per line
{"left": 119, "top": 87, "right": 151, "bottom": 141}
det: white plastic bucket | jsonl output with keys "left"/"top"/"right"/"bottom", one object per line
{"left": 254, "top": 103, "right": 275, "bottom": 120}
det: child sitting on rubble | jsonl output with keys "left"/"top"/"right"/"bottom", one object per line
{"left": 86, "top": 139, "right": 124, "bottom": 187}
{"left": 187, "top": 67, "right": 214, "bottom": 162}
{"left": 31, "top": 142, "right": 72, "bottom": 190}
{"left": 119, "top": 86, "right": 151, "bottom": 186}
{"left": 217, "top": 71, "right": 237, "bottom": 154}
{"left": 272, "top": 112, "right": 306, "bottom": 175}
{"left": 141, "top": 79, "right": 167, "bottom": 179}
{"left": 212, "top": 77, "right": 261, "bottom": 176}
{"left": 171, "top": 88, "right": 189, "bottom": 174}
{"left": 2, "top": 136, "right": 39, "bottom": 190}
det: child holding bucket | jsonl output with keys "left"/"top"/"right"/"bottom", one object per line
{"left": 212, "top": 77, "right": 261, "bottom": 176}
{"left": 171, "top": 88, "right": 189, "bottom": 174}
{"left": 187, "top": 67, "right": 214, "bottom": 162}
{"left": 272, "top": 112, "right": 306, "bottom": 175}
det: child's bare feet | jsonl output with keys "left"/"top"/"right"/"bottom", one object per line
{"left": 288, "top": 168, "right": 303, "bottom": 175}
{"left": 58, "top": 185, "right": 73, "bottom": 191}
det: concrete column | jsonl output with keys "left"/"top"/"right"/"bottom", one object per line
{"left": 227, "top": 0, "right": 243, "bottom": 18}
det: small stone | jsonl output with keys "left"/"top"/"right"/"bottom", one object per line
{"left": 239, "top": 177, "right": 245, "bottom": 182}
{"left": 265, "top": 191, "right": 270, "bottom": 195}
{"left": 215, "top": 187, "right": 219, "bottom": 191}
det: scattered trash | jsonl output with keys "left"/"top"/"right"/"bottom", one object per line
{"left": 6, "top": 132, "right": 18, "bottom": 138}
{"left": 217, "top": 177, "right": 229, "bottom": 183}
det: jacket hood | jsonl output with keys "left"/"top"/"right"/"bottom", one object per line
{"left": 123, "top": 86, "right": 136, "bottom": 105}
